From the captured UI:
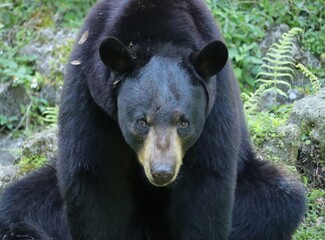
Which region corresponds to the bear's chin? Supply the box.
[147,178,174,187]
[144,167,178,187]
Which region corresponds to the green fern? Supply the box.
[295,63,321,93]
[243,28,302,113]
[256,27,302,99]
[242,84,267,113]
[41,106,58,125]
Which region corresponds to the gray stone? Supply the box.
[289,88,325,159]
[0,82,29,119]
[0,136,25,192]
[288,88,325,187]
[22,126,58,161]
[259,124,301,165]
[20,28,74,104]
[21,28,75,77]
[259,24,290,55]
[0,165,19,192]
[0,127,58,192]
[39,84,61,105]
[0,136,24,166]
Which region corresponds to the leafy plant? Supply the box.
[206,1,325,92]
[243,27,321,115]
[19,155,47,174]
[0,54,41,86]
[206,0,266,91]
[41,106,58,126]
[293,188,325,240]
[0,115,18,130]
[0,0,96,28]
[296,63,321,93]
[245,104,292,146]
[256,28,302,100]
[287,1,325,58]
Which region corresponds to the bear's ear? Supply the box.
[192,40,228,78]
[99,37,134,73]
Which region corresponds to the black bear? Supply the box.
[0,0,305,239]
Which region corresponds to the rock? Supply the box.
[39,84,61,106]
[0,136,25,166]
[0,136,25,192]
[259,24,290,55]
[20,28,75,104]
[0,82,29,122]
[289,88,325,155]
[22,126,58,161]
[316,217,324,227]
[258,124,301,165]
[289,88,325,187]
[21,28,75,78]
[257,89,325,187]
[0,127,58,192]
[0,165,19,192]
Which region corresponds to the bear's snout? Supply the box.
[138,127,183,187]
[150,163,175,186]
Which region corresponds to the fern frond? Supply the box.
[242,84,268,113]
[256,79,292,88]
[271,43,293,50]
[256,72,294,81]
[259,65,295,73]
[264,88,288,98]
[260,58,296,66]
[255,28,302,102]
[41,106,59,125]
[295,63,321,93]
[265,53,295,61]
[242,28,303,114]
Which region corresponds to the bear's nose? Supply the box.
[150,164,175,186]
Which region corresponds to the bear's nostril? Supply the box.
[150,164,175,186]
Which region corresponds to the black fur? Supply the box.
[0,0,305,239]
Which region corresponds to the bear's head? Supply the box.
[99,37,228,187]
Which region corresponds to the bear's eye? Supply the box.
[137,119,148,128]
[178,120,189,129]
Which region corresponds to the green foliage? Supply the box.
[0,54,42,87]
[242,28,320,115]
[18,155,47,174]
[246,105,292,146]
[53,0,96,27]
[0,0,96,28]
[241,26,324,238]
[288,1,325,58]
[41,106,58,126]
[293,188,325,240]
[206,1,324,92]
[206,0,266,91]
[0,116,18,130]
[296,63,321,93]
[0,0,92,131]
[256,28,302,99]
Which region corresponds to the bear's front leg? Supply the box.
[61,174,144,240]
[168,172,236,240]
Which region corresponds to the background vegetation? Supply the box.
[0,0,324,239]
